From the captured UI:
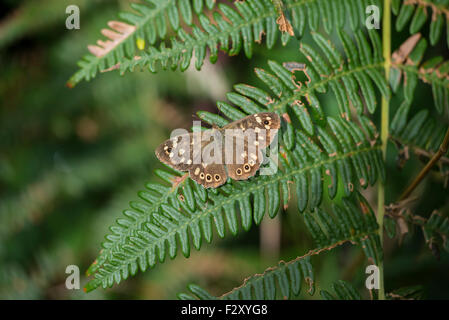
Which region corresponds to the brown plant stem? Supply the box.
[400,128,449,201]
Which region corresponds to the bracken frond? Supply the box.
[390,103,449,174]
[391,33,449,114]
[178,193,380,300]
[197,29,389,130]
[385,204,449,255]
[393,0,449,48]
[84,33,387,293]
[67,0,218,87]
[320,280,362,300]
[68,0,383,87]
[84,70,384,291]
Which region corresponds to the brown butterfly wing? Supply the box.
[155,133,195,171]
[222,112,281,148]
[189,129,228,188]
[226,138,263,181]
[155,112,280,188]
[224,112,280,180]
[189,163,227,188]
[155,130,228,188]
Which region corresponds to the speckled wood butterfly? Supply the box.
[155,112,281,188]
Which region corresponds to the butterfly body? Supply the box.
[155,112,281,188]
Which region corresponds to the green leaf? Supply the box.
[409,5,428,34]
[69,0,383,86]
[179,193,379,300]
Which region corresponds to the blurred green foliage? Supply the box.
[0,0,448,299]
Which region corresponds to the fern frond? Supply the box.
[119,20,390,116]
[386,205,449,254]
[196,30,389,131]
[423,211,449,253]
[393,0,449,48]
[391,34,449,114]
[67,0,217,87]
[85,123,383,291]
[178,256,315,300]
[320,280,362,300]
[84,49,386,291]
[85,118,383,292]
[390,104,449,172]
[178,193,380,300]
[69,0,383,87]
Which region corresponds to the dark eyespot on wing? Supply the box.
[189,164,227,188]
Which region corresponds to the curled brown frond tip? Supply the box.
[88,21,136,58]
[276,13,294,36]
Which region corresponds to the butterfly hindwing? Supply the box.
[226,137,263,181]
[189,163,228,188]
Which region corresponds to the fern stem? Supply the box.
[377,0,392,301]
[399,128,449,201]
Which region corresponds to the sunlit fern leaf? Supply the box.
[391,35,449,114]
[67,0,217,87]
[178,193,379,300]
[298,30,390,117]
[393,0,449,48]
[68,0,383,87]
[195,31,389,135]
[320,280,362,300]
[120,24,391,118]
[301,193,382,264]
[86,21,136,58]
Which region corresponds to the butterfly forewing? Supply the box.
[189,163,227,188]
[222,112,281,149]
[189,129,228,188]
[155,133,195,171]
[156,130,228,188]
